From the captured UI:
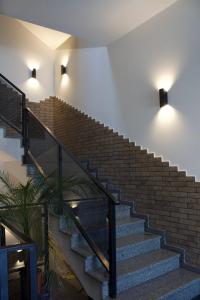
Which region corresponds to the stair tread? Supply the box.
[76,217,144,235]
[73,232,160,257]
[87,249,180,282]
[116,216,145,226]
[117,232,160,248]
[108,268,200,300]
[116,204,131,211]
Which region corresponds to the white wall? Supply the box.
[55,0,200,180]
[0,15,54,101]
[55,37,124,131]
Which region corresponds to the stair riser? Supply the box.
[72,221,145,248]
[116,208,131,219]
[72,222,145,249]
[102,256,180,298]
[71,210,131,228]
[75,205,130,219]
[117,237,161,262]
[117,221,144,238]
[84,237,161,271]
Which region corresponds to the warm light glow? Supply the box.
[61,74,69,87]
[157,105,176,123]
[26,61,40,71]
[149,104,185,152]
[156,75,174,92]
[70,202,78,209]
[27,78,40,89]
[15,260,24,266]
[61,56,69,67]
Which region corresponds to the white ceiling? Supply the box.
[0,0,180,45]
[18,20,70,50]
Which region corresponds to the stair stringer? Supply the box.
[131,211,200,276]
[49,213,105,300]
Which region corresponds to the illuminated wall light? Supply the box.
[31,68,37,78]
[70,202,78,209]
[159,88,168,108]
[61,65,67,75]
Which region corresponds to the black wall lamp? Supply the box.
[159,88,168,107]
[61,65,67,75]
[31,68,36,78]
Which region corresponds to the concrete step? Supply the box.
[59,216,145,249]
[116,204,131,219]
[70,203,131,220]
[72,232,161,271]
[109,268,200,300]
[87,249,180,298]
[116,216,145,237]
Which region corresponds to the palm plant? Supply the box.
[0,170,97,239]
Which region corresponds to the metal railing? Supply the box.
[0,220,37,300]
[0,73,118,298]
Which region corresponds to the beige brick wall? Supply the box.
[29,97,200,268]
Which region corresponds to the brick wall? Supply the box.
[29,97,200,268]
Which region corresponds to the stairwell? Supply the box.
[31,97,200,270]
[1,80,200,299]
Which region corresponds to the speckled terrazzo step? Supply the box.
[107,268,200,300]
[87,249,180,298]
[72,232,161,271]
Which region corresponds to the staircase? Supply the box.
[47,161,200,300]
[0,74,200,300]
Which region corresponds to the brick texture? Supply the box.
[29,97,200,268]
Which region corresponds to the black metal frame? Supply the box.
[0,220,37,300]
[0,73,118,298]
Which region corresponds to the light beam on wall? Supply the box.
[27,77,40,89]
[155,73,175,92]
[157,104,176,123]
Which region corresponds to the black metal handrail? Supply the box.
[0,73,25,97]
[26,107,119,206]
[0,73,26,143]
[0,113,21,135]
[0,73,118,298]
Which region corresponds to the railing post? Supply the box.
[0,225,6,246]
[0,249,9,300]
[22,96,29,164]
[58,144,63,213]
[108,200,117,298]
[28,245,38,300]
[44,203,49,285]
[22,94,26,143]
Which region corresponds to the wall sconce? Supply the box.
[31,68,36,78]
[61,65,67,75]
[159,88,168,107]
